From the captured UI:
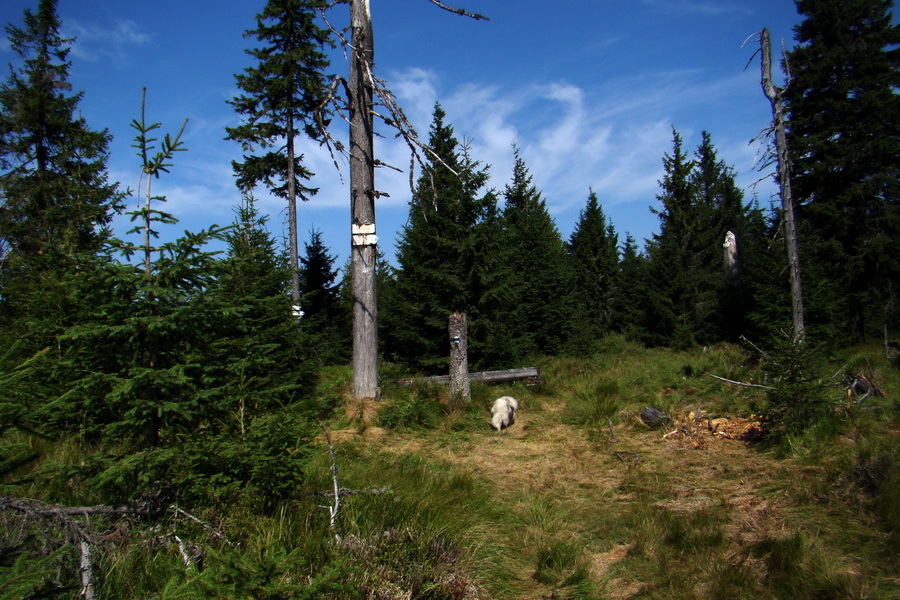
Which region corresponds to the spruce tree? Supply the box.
[0,0,120,325]
[567,190,619,351]
[647,129,696,346]
[690,132,751,341]
[208,195,317,433]
[299,229,340,322]
[43,103,229,450]
[299,228,347,363]
[463,147,507,370]
[226,0,331,304]
[615,234,666,345]
[388,105,494,372]
[785,0,900,342]
[499,147,575,359]
[648,130,756,346]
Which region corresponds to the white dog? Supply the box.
[490,396,519,431]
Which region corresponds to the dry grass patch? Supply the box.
[321,346,899,598]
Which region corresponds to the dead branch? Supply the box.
[314,75,350,182]
[318,423,341,533]
[1,497,110,598]
[315,0,481,205]
[1,496,161,519]
[427,0,490,20]
[309,486,393,499]
[169,504,231,544]
[704,372,775,390]
[612,451,641,464]
[80,540,96,600]
[740,335,771,360]
[833,358,887,404]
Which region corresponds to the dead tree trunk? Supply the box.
[760,28,805,343]
[350,0,378,400]
[448,311,470,405]
[723,230,739,282]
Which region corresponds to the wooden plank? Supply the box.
[394,367,542,387]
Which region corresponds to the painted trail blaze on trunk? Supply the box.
[449,311,470,404]
[350,0,378,400]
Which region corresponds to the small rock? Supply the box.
[640,406,671,428]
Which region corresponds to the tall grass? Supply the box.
[4,342,898,598]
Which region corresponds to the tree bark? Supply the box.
[350,0,378,400]
[448,311,470,404]
[80,541,96,600]
[761,28,805,343]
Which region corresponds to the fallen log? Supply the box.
[395,367,542,387]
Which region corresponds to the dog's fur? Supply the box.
[490,396,519,430]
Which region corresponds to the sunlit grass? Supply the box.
[4,341,899,598]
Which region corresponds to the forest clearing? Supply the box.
[4,342,899,598]
[2,0,899,597]
[311,343,900,599]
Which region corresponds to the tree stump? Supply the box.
[449,311,470,405]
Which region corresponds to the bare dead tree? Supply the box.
[754,28,806,343]
[315,0,488,400]
[346,0,379,400]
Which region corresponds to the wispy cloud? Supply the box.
[63,19,150,65]
[638,0,749,16]
[363,65,775,239]
[125,61,776,260]
[381,68,676,215]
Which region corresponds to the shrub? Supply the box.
[81,411,315,510]
[757,334,831,439]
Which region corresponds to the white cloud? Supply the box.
[63,19,150,64]
[122,60,777,262]
[638,0,749,16]
[339,68,675,223]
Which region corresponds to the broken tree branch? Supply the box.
[169,504,231,544]
[1,496,161,518]
[704,372,775,390]
[0,497,124,599]
[308,486,392,499]
[740,335,771,360]
[318,423,341,534]
[427,0,490,20]
[612,451,642,464]
[80,540,96,600]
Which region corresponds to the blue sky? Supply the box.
[1,0,810,267]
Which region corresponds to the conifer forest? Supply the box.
[1,0,898,598]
